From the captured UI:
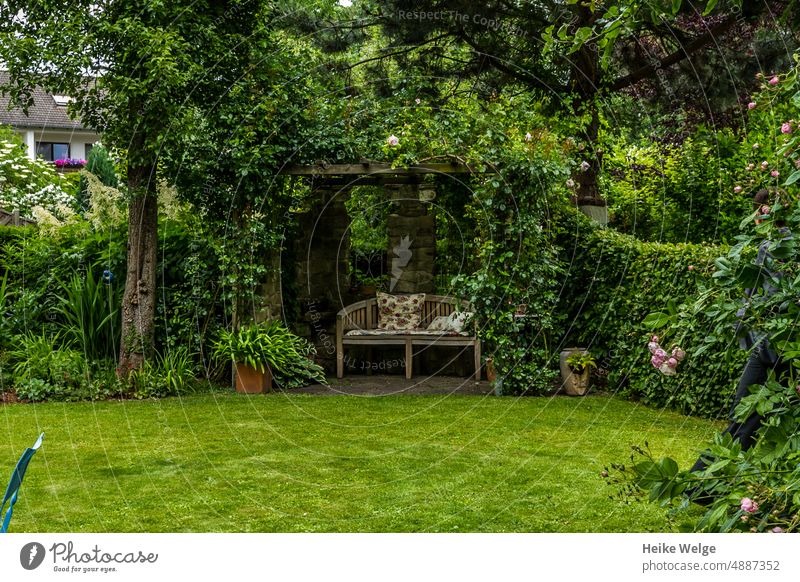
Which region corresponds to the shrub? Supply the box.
[555,209,744,416]
[127,346,200,399]
[55,269,122,361]
[5,332,92,401]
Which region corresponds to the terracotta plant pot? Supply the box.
[485,357,497,383]
[559,348,591,396]
[235,362,273,394]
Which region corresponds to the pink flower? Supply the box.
[748,102,757,110]
[648,341,660,354]
[760,205,771,216]
[769,76,779,86]
[672,347,686,361]
[741,497,759,513]
[734,185,742,193]
[387,134,399,146]
[651,355,664,368]
[795,384,800,396]
[666,357,678,369]
[650,335,659,343]
[655,348,667,359]
[772,526,783,533]
[771,170,780,178]
[782,122,793,134]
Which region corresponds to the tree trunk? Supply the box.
[570,4,605,209]
[118,162,158,375]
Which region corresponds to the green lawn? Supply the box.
[1,392,721,532]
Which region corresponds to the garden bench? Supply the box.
[336,294,481,381]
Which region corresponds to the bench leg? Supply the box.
[337,349,344,379]
[474,340,481,382]
[405,340,413,380]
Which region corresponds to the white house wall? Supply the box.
[14,128,101,161]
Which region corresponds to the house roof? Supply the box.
[0,71,89,131]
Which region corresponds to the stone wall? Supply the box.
[386,183,435,294]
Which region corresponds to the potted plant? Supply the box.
[560,348,596,396]
[212,321,328,393]
[212,323,276,393]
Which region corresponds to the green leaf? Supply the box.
[702,0,718,16]
[643,311,672,329]
[784,169,800,186]
[672,0,682,14]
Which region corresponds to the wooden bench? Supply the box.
[336,294,481,381]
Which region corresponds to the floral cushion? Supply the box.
[426,315,450,331]
[377,292,425,330]
[446,311,473,333]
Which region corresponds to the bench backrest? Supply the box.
[337,294,470,332]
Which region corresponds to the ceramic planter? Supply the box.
[559,348,591,396]
[235,362,273,394]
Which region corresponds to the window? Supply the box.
[85,143,94,157]
[52,95,73,106]
[36,142,70,161]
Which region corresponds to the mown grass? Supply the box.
[0,393,721,532]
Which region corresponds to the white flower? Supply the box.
[525,132,532,141]
[566,178,575,188]
[387,134,399,146]
[579,160,591,172]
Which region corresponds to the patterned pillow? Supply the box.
[426,315,450,331]
[446,311,473,333]
[377,292,426,330]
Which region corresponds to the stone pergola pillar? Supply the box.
[385,183,435,294]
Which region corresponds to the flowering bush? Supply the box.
[646,335,685,376]
[0,129,72,217]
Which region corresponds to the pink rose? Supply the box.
[771,170,780,178]
[741,497,759,513]
[655,348,667,359]
[688,265,695,271]
[650,335,659,343]
[769,76,779,86]
[748,102,757,110]
[734,186,742,193]
[782,122,792,134]
[772,527,783,533]
[651,355,664,368]
[666,357,678,369]
[648,341,660,354]
[672,347,685,361]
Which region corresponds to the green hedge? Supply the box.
[556,210,746,417]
